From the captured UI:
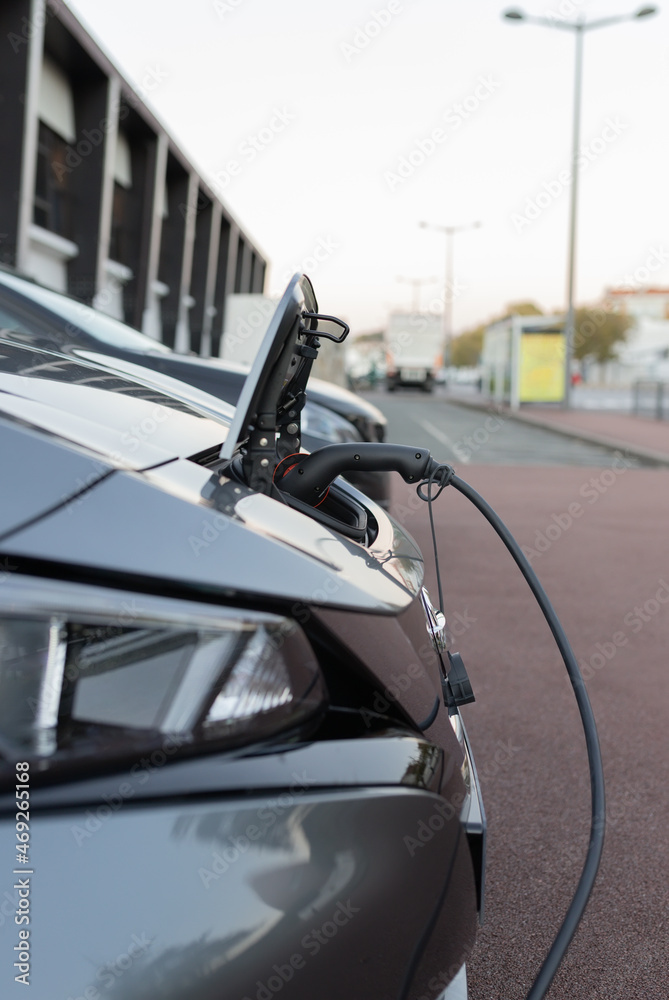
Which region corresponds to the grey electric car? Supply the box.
[0,267,390,506]
[0,275,484,1000]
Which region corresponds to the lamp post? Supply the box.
[503,5,657,409]
[419,220,481,366]
[396,275,437,312]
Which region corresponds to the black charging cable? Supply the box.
[277,439,605,995]
[417,463,606,1000]
[416,463,455,616]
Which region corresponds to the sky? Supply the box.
[66,0,669,337]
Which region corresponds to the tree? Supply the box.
[450,326,484,367]
[505,301,543,316]
[572,308,631,363]
[450,301,543,367]
[353,329,384,344]
[451,300,629,368]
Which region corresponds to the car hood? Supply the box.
[0,341,230,535]
[0,341,229,469]
[146,357,388,428]
[105,347,386,429]
[72,349,237,422]
[0,343,424,613]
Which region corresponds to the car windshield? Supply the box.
[0,271,172,354]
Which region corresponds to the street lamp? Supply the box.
[503,5,657,408]
[418,220,481,366]
[396,275,437,312]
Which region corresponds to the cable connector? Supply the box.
[278,442,436,503]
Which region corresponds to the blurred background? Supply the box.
[3,0,668,400]
[69,0,668,329]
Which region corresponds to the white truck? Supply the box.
[384,312,444,392]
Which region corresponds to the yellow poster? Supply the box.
[519,333,565,403]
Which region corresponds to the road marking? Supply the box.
[416,418,470,463]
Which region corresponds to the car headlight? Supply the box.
[302,401,362,444]
[0,576,326,781]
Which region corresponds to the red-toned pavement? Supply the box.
[507,407,669,466]
[392,463,669,1000]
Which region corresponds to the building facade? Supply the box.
[603,287,669,321]
[0,0,266,357]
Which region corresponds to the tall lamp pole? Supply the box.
[419,220,481,366]
[503,5,657,409]
[396,275,437,312]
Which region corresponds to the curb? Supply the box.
[443,394,669,469]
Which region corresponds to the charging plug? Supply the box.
[277,442,439,504]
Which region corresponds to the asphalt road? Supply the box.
[362,390,644,467]
[372,391,668,999]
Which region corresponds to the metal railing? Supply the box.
[633,380,669,420]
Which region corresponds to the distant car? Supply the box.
[452,367,483,385]
[0,268,390,506]
[0,273,484,998]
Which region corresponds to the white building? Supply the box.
[604,287,669,321]
[595,288,669,384]
[0,0,266,357]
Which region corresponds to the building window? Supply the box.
[108,131,134,267]
[109,181,131,265]
[33,121,74,239]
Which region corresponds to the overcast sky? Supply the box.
[67,0,668,336]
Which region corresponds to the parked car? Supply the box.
[0,268,390,506]
[0,273,483,999]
